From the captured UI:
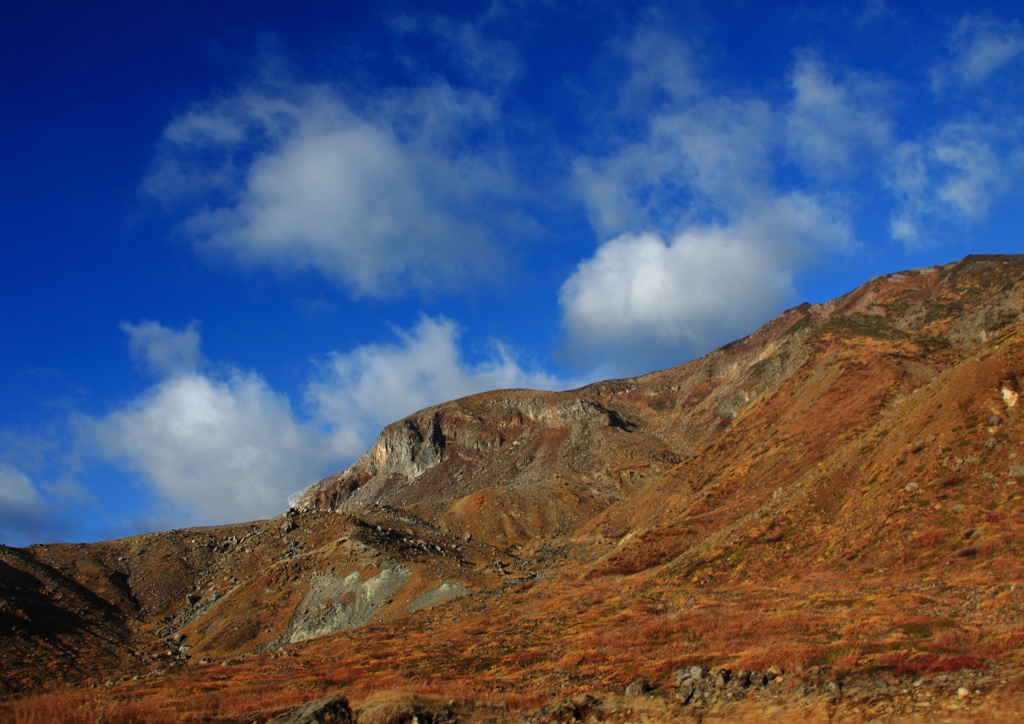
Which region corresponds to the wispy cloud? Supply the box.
[389,11,520,88]
[562,17,1024,368]
[574,31,778,238]
[856,0,897,29]
[887,120,1018,246]
[786,54,892,180]
[932,13,1024,93]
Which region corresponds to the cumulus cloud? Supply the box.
[89,364,328,526]
[560,197,847,368]
[82,322,331,525]
[308,315,584,459]
[145,79,510,297]
[932,14,1024,92]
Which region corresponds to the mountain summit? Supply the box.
[4,254,1024,722]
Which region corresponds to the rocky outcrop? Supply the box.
[293,393,672,545]
[296,397,642,510]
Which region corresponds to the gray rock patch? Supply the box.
[287,563,411,643]
[403,581,471,613]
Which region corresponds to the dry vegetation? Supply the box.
[3,255,1024,722]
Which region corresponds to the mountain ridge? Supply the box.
[3,253,1024,722]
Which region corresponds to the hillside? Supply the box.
[3,254,1024,723]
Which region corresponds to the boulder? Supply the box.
[268,695,354,724]
[748,671,768,687]
[356,695,443,724]
[624,678,651,697]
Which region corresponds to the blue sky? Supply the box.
[2,0,1022,546]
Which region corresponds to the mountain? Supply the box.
[3,254,1024,722]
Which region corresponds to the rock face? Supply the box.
[2,254,1024,708]
[295,394,669,547]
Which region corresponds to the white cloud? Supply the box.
[83,321,331,525]
[308,315,584,460]
[933,14,1024,92]
[786,56,892,179]
[560,197,848,368]
[145,80,509,297]
[89,367,328,526]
